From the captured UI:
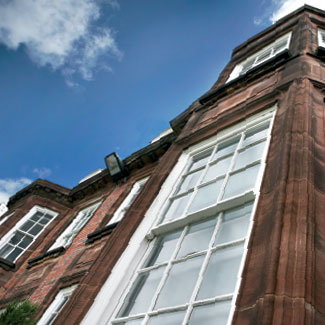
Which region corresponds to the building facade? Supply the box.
[1,5,325,324]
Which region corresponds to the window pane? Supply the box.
[197,244,244,299]
[214,137,239,160]
[148,310,186,325]
[119,267,165,317]
[163,193,191,222]
[55,296,69,314]
[188,178,224,213]
[145,231,181,267]
[189,300,232,325]
[202,156,232,183]
[155,255,204,309]
[9,232,24,245]
[44,296,69,325]
[255,48,272,64]
[45,313,57,325]
[241,58,256,74]
[0,244,14,258]
[19,220,34,232]
[29,224,43,236]
[44,213,54,220]
[274,38,288,53]
[242,123,269,147]
[6,247,23,262]
[214,203,253,245]
[234,141,266,170]
[18,235,33,249]
[189,151,212,172]
[39,215,52,225]
[176,169,203,194]
[177,218,217,258]
[30,211,43,221]
[223,164,260,200]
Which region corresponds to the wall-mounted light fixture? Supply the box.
[104,152,128,182]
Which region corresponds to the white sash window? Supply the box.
[37,284,77,325]
[49,202,101,251]
[0,206,58,263]
[82,107,276,325]
[227,33,291,82]
[108,177,149,226]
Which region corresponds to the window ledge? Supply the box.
[27,246,65,269]
[0,257,15,270]
[86,222,118,244]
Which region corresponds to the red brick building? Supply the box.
[1,5,325,324]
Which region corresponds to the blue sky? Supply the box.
[0,0,324,204]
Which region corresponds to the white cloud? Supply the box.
[0,178,32,204]
[0,0,121,86]
[254,17,263,26]
[33,167,52,178]
[270,0,325,23]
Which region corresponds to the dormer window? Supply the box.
[227,32,292,82]
[318,29,325,49]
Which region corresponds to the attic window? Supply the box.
[227,32,292,82]
[318,29,325,49]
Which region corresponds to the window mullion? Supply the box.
[192,294,234,307]
[182,211,223,324]
[34,214,50,228]
[215,133,244,203]
[182,148,216,217]
[195,150,216,184]
[142,225,189,324]
[16,229,35,239]
[180,188,198,219]
[175,146,217,217]
[213,237,246,250]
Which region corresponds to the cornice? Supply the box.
[7,179,71,208]
[7,133,176,208]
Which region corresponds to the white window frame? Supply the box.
[107,177,149,226]
[37,284,77,325]
[318,29,325,48]
[49,202,101,251]
[227,32,292,82]
[81,106,276,325]
[0,206,58,263]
